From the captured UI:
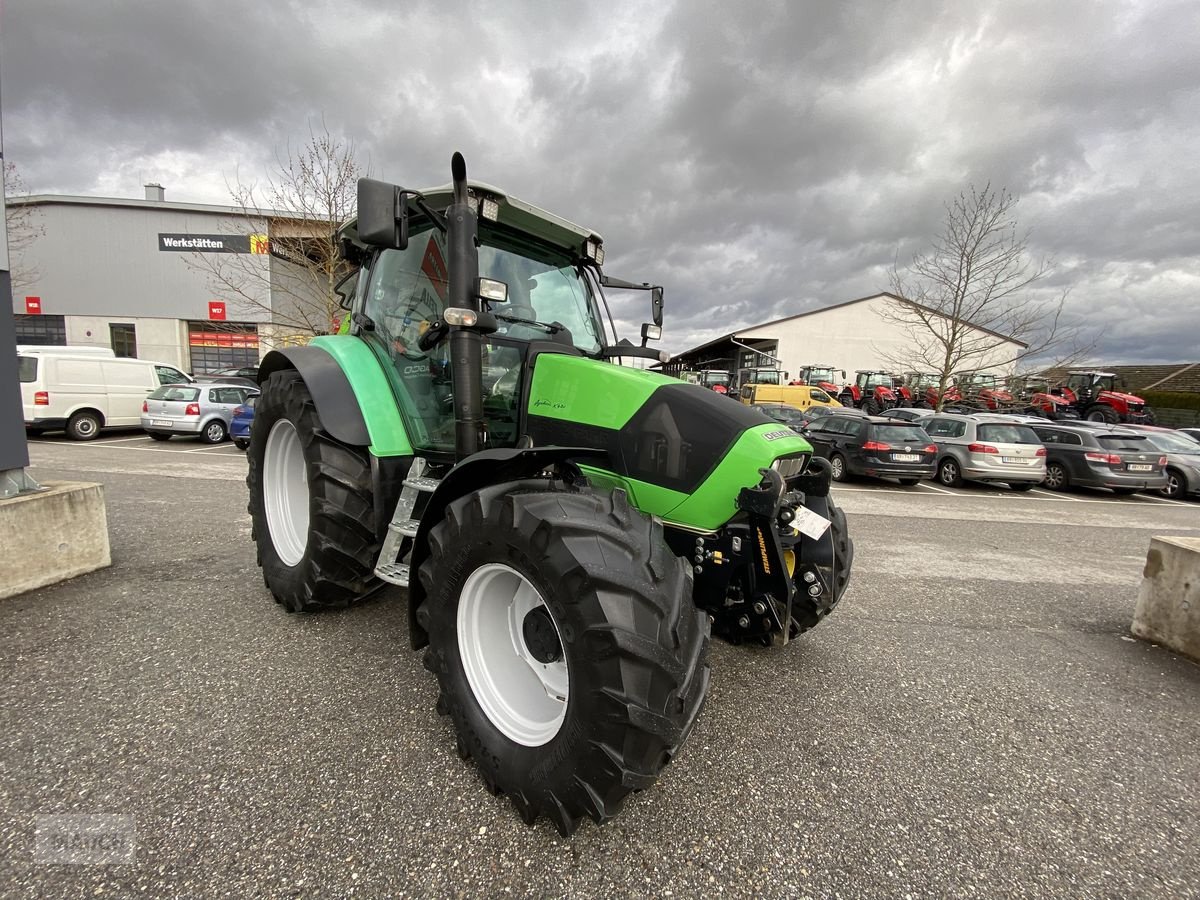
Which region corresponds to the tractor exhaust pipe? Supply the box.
[446,152,483,460]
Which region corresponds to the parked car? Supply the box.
[879,407,936,422]
[1127,429,1200,500]
[801,415,937,485]
[922,414,1047,490]
[1029,423,1168,494]
[231,396,257,450]
[752,403,811,432]
[19,346,194,440]
[1177,427,1200,444]
[141,383,259,444]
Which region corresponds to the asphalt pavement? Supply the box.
[2,432,1199,897]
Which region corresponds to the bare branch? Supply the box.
[881,184,1095,408]
[182,120,368,339]
[4,162,45,292]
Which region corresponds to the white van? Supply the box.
[18,347,193,440]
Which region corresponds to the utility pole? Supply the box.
[0,74,41,498]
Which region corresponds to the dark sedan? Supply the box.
[802,415,937,485]
[1030,424,1168,494]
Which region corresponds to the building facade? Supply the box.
[666,293,1026,383]
[9,186,327,374]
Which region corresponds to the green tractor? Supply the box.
[246,154,853,835]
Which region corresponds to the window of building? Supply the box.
[14,314,66,346]
[187,322,260,374]
[110,323,137,358]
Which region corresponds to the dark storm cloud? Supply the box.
[4,0,1199,362]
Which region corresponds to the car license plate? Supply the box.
[892,453,920,462]
[1127,464,1152,472]
[152,419,173,427]
[1002,456,1027,464]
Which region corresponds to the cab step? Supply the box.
[374,457,441,588]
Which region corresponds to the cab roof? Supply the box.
[339,179,603,255]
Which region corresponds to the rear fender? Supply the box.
[407,446,607,649]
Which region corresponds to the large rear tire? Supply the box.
[416,482,710,837]
[1086,404,1119,424]
[247,369,382,612]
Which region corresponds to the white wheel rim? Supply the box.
[832,457,843,478]
[77,418,96,436]
[264,419,309,567]
[207,422,224,441]
[457,563,569,747]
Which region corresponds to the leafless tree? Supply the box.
[187,123,367,340]
[4,162,45,292]
[880,184,1092,409]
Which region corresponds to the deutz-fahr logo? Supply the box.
[762,429,794,442]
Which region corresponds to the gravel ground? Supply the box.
[2,436,1198,898]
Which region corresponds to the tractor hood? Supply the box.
[1100,390,1145,405]
[524,353,813,530]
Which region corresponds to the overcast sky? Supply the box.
[4,0,1198,362]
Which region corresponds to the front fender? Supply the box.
[258,347,371,447]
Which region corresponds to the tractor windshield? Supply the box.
[477,224,603,354]
[861,373,892,389]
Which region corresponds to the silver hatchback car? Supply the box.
[923,413,1047,490]
[141,383,259,443]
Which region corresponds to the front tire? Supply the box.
[247,369,382,612]
[1086,405,1119,424]
[416,483,710,837]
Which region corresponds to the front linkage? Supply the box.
[666,457,852,644]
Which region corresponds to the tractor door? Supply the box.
[360,228,457,453]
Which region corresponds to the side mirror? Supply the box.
[651,287,664,326]
[357,178,409,250]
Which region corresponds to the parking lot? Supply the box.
[4,433,1200,896]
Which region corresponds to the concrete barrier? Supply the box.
[1132,536,1200,663]
[0,481,111,600]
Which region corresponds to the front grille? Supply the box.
[772,453,810,480]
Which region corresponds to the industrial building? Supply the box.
[664,292,1026,382]
[8,185,324,374]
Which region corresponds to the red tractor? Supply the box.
[839,370,906,414]
[1053,371,1155,424]
[796,364,847,396]
[954,371,1016,411]
[1011,375,1078,420]
[902,372,962,409]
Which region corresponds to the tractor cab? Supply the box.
[696,370,733,394]
[797,365,846,394]
[339,179,663,457]
[736,367,786,390]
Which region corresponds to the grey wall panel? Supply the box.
[11,204,271,323]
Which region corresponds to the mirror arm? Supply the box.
[410,194,448,233]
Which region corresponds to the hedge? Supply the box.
[1140,390,1200,412]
